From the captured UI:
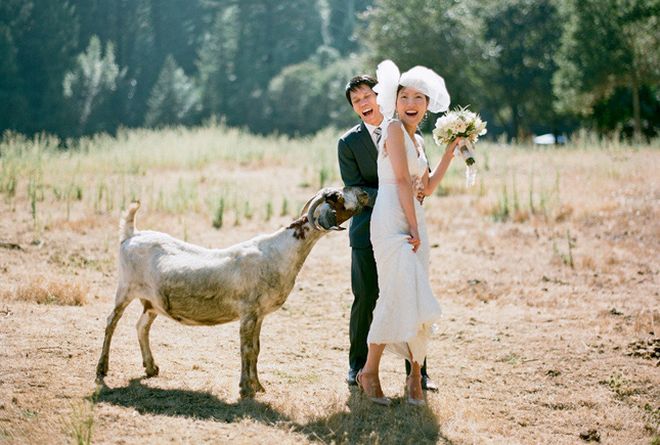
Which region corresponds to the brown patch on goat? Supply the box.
[325,193,353,226]
[287,216,309,240]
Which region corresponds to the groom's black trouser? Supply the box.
[349,246,428,376]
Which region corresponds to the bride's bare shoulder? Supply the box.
[386,119,404,134]
[387,118,402,127]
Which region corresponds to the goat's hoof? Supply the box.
[239,387,256,399]
[145,365,159,378]
[256,382,266,393]
[95,374,106,386]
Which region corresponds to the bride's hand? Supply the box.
[407,227,421,253]
[446,137,463,156]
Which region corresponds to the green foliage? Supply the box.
[1,0,78,135]
[197,0,324,133]
[493,184,510,222]
[63,36,123,135]
[591,85,659,138]
[66,401,94,445]
[281,197,289,216]
[553,0,660,139]
[265,200,273,222]
[0,24,28,132]
[364,0,488,111]
[482,0,564,138]
[325,0,374,54]
[212,197,225,229]
[0,0,657,139]
[265,47,362,136]
[145,55,201,127]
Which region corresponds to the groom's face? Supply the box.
[349,85,383,127]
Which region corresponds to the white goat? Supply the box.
[95,187,368,397]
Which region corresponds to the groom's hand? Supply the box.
[414,177,425,205]
[416,189,425,205]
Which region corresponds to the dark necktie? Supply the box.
[373,127,382,145]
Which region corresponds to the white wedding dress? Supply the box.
[368,119,442,364]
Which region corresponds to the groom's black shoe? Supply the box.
[422,375,439,392]
[346,368,359,386]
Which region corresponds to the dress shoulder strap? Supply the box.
[379,118,405,156]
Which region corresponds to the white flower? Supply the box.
[433,106,486,188]
[433,106,487,146]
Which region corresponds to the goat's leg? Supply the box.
[250,317,265,393]
[239,314,265,398]
[95,286,131,383]
[137,301,159,377]
[253,318,266,392]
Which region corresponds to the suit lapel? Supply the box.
[358,121,378,163]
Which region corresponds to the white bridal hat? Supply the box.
[374,60,450,119]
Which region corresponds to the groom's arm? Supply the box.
[337,138,377,208]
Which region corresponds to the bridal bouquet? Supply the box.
[432,107,487,186]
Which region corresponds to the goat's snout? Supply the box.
[316,203,342,230]
[320,187,368,230]
[306,187,368,231]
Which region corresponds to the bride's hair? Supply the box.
[397,84,430,105]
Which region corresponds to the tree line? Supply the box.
[0,0,658,141]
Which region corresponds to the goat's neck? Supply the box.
[272,216,326,276]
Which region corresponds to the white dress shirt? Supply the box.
[364,120,384,148]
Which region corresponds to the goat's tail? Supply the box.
[119,201,141,243]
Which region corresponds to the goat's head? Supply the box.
[302,187,369,231]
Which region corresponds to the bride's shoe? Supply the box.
[356,369,391,406]
[405,376,426,406]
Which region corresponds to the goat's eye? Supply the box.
[327,191,343,204]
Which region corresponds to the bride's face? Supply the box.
[396,86,428,128]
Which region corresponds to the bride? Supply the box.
[356,60,461,406]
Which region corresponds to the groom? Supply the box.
[337,75,437,391]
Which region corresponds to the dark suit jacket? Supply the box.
[337,122,379,249]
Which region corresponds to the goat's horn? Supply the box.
[299,194,317,217]
[306,192,328,231]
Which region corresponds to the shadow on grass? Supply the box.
[94,379,286,424]
[94,380,452,445]
[295,389,453,445]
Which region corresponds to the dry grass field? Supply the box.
[0,126,658,445]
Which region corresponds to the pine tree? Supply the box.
[145,55,201,127]
[4,0,79,135]
[63,36,124,135]
[0,23,28,133]
[197,0,323,132]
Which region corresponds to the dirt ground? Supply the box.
[0,145,658,444]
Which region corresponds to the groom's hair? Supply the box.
[344,75,377,106]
